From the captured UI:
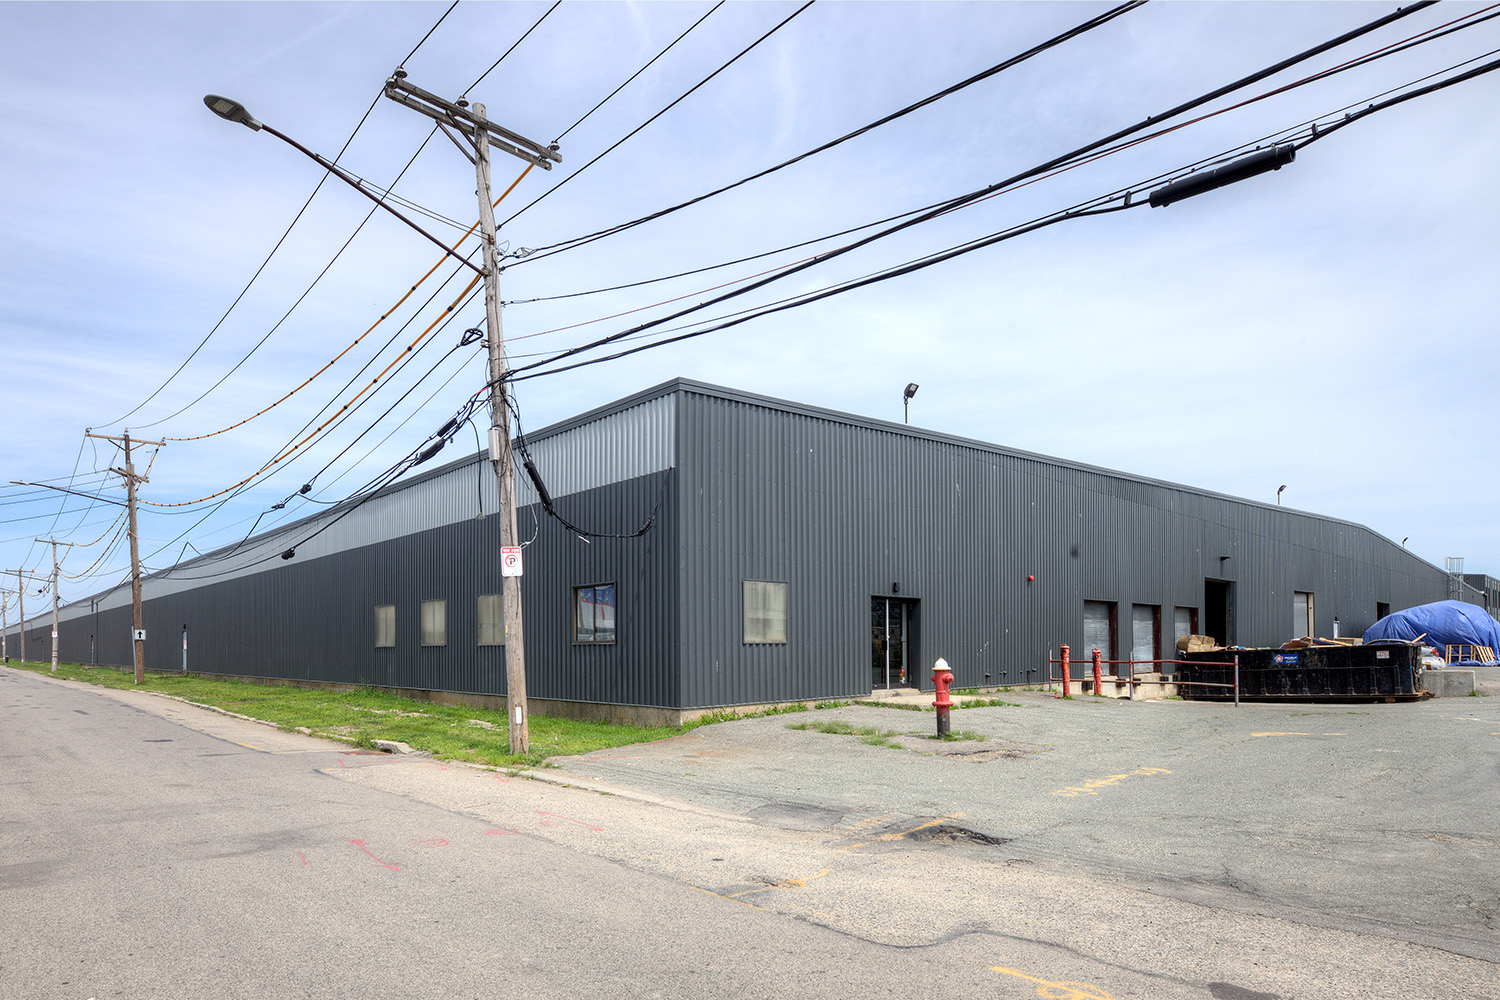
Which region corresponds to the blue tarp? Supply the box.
[1363,600,1500,663]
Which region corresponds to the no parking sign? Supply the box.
[501,546,523,577]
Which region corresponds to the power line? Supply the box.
[141,128,444,432]
[502,0,1440,381]
[500,0,817,228]
[100,2,462,430]
[510,41,1500,384]
[461,1,562,96]
[551,2,726,144]
[516,0,1147,264]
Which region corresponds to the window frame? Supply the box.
[574,583,617,645]
[420,599,447,647]
[375,604,396,649]
[742,580,789,644]
[477,593,505,647]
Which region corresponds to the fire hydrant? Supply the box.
[932,658,954,737]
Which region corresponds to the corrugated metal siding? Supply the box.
[12,379,1464,714]
[129,394,676,601]
[673,386,1454,708]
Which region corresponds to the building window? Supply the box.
[744,581,788,643]
[478,593,505,646]
[375,605,395,648]
[421,599,447,647]
[1376,601,1390,621]
[575,584,616,644]
[1293,591,1314,639]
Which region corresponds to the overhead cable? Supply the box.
[516,0,1147,264]
[504,0,1439,379]
[500,0,816,227]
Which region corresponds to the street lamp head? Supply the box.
[203,94,262,131]
[903,383,920,401]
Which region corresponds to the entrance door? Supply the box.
[871,597,918,689]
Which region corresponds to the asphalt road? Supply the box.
[4,667,1498,999]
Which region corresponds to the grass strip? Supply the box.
[5,660,753,768]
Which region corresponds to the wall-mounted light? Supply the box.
[903,383,919,424]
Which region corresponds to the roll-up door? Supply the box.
[1083,601,1114,668]
[1131,604,1159,665]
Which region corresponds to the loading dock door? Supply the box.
[1083,601,1115,674]
[1205,579,1234,646]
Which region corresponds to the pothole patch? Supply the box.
[904,823,1012,846]
[747,802,845,831]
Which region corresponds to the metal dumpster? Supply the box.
[1179,642,1425,701]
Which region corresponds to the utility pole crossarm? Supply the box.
[382,74,562,170]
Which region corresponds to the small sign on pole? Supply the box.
[133,628,147,642]
[501,546,523,577]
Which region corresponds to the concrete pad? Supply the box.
[1419,669,1476,697]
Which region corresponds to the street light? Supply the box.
[1276,484,1286,505]
[903,383,919,424]
[202,94,481,274]
[203,94,262,131]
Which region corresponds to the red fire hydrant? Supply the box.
[932,658,954,737]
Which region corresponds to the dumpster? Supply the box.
[1179,642,1425,701]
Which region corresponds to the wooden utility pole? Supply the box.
[86,430,164,684]
[44,539,77,673]
[15,569,22,666]
[382,72,560,755]
[7,568,48,666]
[2,589,9,663]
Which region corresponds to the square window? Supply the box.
[375,605,395,648]
[574,584,616,644]
[478,593,505,646]
[743,581,788,643]
[421,599,447,647]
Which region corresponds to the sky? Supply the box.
[1,0,1498,613]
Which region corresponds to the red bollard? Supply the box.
[1092,647,1103,695]
[1059,644,1071,698]
[932,658,954,737]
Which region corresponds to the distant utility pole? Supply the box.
[44,539,77,673]
[382,70,561,755]
[85,430,165,684]
[2,589,10,663]
[8,568,48,667]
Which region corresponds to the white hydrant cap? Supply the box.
[934,657,949,672]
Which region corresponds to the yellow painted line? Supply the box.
[1251,732,1310,737]
[781,868,829,888]
[1051,767,1170,797]
[690,885,763,910]
[236,742,264,751]
[992,965,1113,999]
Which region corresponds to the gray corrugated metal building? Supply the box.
[5,379,1463,722]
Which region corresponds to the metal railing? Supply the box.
[1048,644,1239,707]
